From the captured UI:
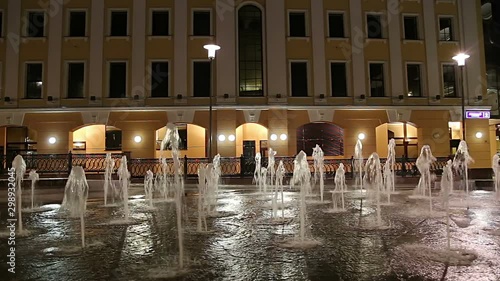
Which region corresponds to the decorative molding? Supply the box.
[308,110,334,123]
[167,110,195,124]
[243,110,261,123]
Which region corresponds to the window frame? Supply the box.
[329,60,350,97]
[327,11,347,39]
[402,14,420,40]
[287,10,308,38]
[405,62,424,97]
[64,60,86,99]
[108,9,129,37]
[438,15,455,42]
[25,10,46,38]
[441,63,458,97]
[149,8,171,37]
[191,59,212,98]
[191,8,213,37]
[107,60,128,98]
[368,62,386,97]
[24,61,44,99]
[66,9,88,37]
[289,60,310,97]
[365,12,385,39]
[0,10,4,38]
[149,59,170,98]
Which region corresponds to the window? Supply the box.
[150,61,169,97]
[0,11,3,37]
[290,62,308,97]
[289,12,306,37]
[439,17,453,41]
[25,63,43,99]
[369,63,385,97]
[27,11,45,37]
[238,5,264,97]
[406,64,422,97]
[404,16,419,40]
[442,64,456,97]
[105,126,122,151]
[110,11,128,36]
[108,62,127,98]
[193,11,211,36]
[193,61,211,97]
[297,123,344,156]
[151,10,169,36]
[328,13,345,38]
[366,14,383,39]
[330,62,347,97]
[67,62,85,98]
[69,11,86,37]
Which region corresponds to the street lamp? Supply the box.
[204,44,221,160]
[452,53,470,140]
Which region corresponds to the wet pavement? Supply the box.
[0,185,499,281]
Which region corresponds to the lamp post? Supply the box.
[204,44,221,160]
[452,53,469,140]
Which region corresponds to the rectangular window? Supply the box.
[439,17,453,41]
[290,62,308,97]
[442,64,456,97]
[330,62,347,97]
[328,13,345,38]
[193,11,211,36]
[0,11,3,37]
[105,127,122,151]
[406,64,422,97]
[151,61,169,97]
[366,14,383,39]
[27,11,45,37]
[369,63,385,97]
[404,16,419,40]
[25,63,43,99]
[110,11,128,36]
[67,62,85,98]
[151,10,169,36]
[289,12,306,37]
[193,61,211,97]
[108,62,127,98]
[69,11,86,37]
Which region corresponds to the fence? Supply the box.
[0,152,450,179]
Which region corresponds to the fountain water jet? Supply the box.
[197,164,209,232]
[267,148,276,190]
[365,153,384,227]
[144,170,154,208]
[274,160,286,220]
[28,170,39,210]
[412,145,436,213]
[161,123,186,269]
[103,153,115,206]
[354,139,364,190]
[117,156,131,221]
[441,160,453,251]
[12,155,26,234]
[383,138,396,204]
[452,140,474,209]
[281,151,320,249]
[61,166,89,248]
[312,145,325,201]
[493,154,500,200]
[253,153,262,192]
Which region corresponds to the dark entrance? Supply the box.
[242,140,256,176]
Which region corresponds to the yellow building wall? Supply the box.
[376,124,388,158]
[156,124,206,158]
[489,125,497,158]
[268,109,288,156]
[411,111,450,157]
[216,110,236,157]
[465,119,491,169]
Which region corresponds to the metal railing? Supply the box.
[0,152,451,179]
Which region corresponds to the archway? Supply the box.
[296,122,344,156]
[235,123,268,157]
[72,125,122,153]
[155,124,206,158]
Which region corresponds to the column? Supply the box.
[174,0,187,97]
[349,0,366,97]
[387,0,403,97]
[215,0,236,97]
[47,0,64,100]
[423,0,440,98]
[131,0,146,97]
[266,0,287,97]
[5,0,21,102]
[311,0,327,97]
[89,0,105,101]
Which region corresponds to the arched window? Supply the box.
[238,5,264,97]
[296,123,344,156]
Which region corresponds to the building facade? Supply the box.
[0,0,495,169]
